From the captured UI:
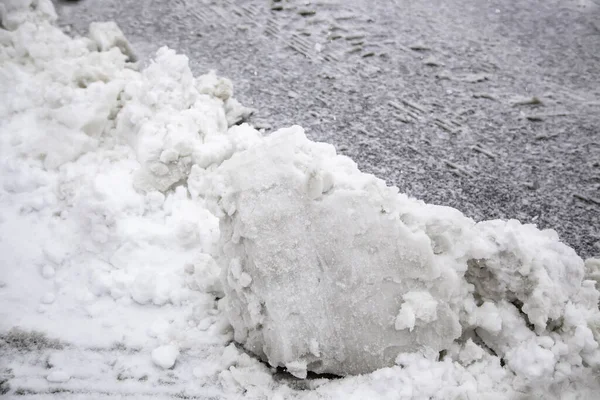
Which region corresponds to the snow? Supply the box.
[88,21,136,62]
[0,1,599,399]
[151,344,180,369]
[207,127,466,377]
[46,370,70,383]
[207,126,600,385]
[41,264,56,279]
[395,291,439,332]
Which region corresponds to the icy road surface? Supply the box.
[54,0,600,258]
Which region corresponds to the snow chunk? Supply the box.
[40,292,55,304]
[190,253,223,295]
[395,291,439,332]
[585,258,600,289]
[395,305,416,331]
[474,301,502,334]
[46,370,70,383]
[89,21,136,61]
[41,264,55,279]
[458,339,485,365]
[208,126,464,376]
[114,47,254,193]
[208,126,600,384]
[151,344,180,369]
[285,360,308,379]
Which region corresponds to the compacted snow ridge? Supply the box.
[0,1,599,399]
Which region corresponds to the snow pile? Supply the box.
[206,126,600,389]
[0,0,253,361]
[114,46,256,193]
[1,1,599,399]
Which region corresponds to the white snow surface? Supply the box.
[0,1,599,399]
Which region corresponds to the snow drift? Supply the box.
[1,1,599,398]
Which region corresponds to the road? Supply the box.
[54,0,600,258]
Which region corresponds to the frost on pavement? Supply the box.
[1,1,600,399]
[207,126,600,385]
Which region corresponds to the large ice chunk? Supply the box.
[207,126,600,383]
[207,126,468,377]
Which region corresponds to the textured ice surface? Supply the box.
[205,127,468,376]
[207,126,600,382]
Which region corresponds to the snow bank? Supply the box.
[206,126,600,386]
[1,1,599,399]
[0,0,250,352]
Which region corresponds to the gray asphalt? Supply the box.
[54,0,600,258]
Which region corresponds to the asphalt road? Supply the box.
[54,0,600,258]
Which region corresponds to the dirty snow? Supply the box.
[0,1,599,399]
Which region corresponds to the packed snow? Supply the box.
[206,126,600,386]
[0,1,599,399]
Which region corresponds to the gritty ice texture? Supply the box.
[1,1,600,398]
[207,126,600,383]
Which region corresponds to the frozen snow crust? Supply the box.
[1,1,599,398]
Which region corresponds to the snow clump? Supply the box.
[206,127,600,387]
